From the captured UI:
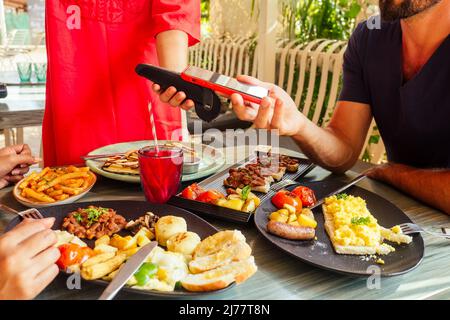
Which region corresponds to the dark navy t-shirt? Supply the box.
[339,20,450,168]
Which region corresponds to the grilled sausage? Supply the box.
[267,220,315,240]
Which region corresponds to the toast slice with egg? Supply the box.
[323,211,395,255]
[322,195,412,256]
[181,256,257,292]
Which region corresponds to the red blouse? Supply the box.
[43,0,200,166]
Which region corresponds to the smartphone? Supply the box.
[181,66,268,104]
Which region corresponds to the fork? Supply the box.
[0,203,44,219]
[271,179,297,191]
[398,223,450,239]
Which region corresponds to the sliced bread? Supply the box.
[181,256,257,292]
[189,240,252,274]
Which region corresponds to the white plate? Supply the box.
[85,140,225,183]
[13,171,97,208]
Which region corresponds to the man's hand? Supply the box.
[0,145,39,189]
[365,163,450,215]
[0,218,60,300]
[229,75,307,135]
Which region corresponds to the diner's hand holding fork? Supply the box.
[0,144,39,189]
[0,218,60,299]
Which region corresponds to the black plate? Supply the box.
[6,200,233,297]
[254,180,424,277]
[169,152,315,223]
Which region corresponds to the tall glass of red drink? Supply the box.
[138,145,183,204]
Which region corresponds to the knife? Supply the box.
[81,153,127,160]
[98,241,158,300]
[309,174,367,210]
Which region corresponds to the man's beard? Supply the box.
[379,0,441,21]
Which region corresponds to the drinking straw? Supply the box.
[148,101,159,153]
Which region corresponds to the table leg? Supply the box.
[17,127,24,145]
[4,128,13,146]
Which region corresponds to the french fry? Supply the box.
[54,194,70,201]
[23,188,55,203]
[18,167,93,203]
[19,172,38,189]
[102,266,137,285]
[81,177,91,189]
[39,172,89,191]
[60,186,81,195]
[81,253,126,280]
[82,252,116,268]
[34,167,50,180]
[48,189,64,197]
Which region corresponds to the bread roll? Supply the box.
[166,231,201,258]
[155,216,187,246]
[193,230,246,258]
[189,240,251,274]
[181,256,257,292]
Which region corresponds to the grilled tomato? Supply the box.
[181,183,205,200]
[271,190,302,213]
[57,243,94,270]
[196,190,225,204]
[291,186,317,207]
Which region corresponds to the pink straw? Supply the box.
[148,101,159,153]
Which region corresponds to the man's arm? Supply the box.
[156,30,189,72]
[366,163,450,214]
[292,100,373,173]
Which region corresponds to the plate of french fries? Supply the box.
[13,166,97,208]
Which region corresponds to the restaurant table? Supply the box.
[0,145,449,300]
[0,73,45,146]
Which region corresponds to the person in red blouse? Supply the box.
[43,0,200,166]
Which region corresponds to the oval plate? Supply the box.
[13,171,97,208]
[5,200,234,297]
[85,140,225,183]
[254,180,424,277]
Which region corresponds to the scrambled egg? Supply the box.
[324,195,382,247]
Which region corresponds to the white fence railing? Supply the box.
[189,36,385,164]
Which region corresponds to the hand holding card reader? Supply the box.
[181,66,269,104]
[135,64,221,122]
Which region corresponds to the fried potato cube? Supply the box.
[95,235,110,247]
[110,234,137,251]
[297,214,317,229]
[133,227,154,243]
[121,247,140,258]
[136,234,151,247]
[94,244,118,255]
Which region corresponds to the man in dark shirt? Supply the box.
[154,0,450,214]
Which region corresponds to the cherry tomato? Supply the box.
[271,190,302,213]
[291,186,317,207]
[196,190,225,204]
[57,243,94,270]
[181,183,205,200]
